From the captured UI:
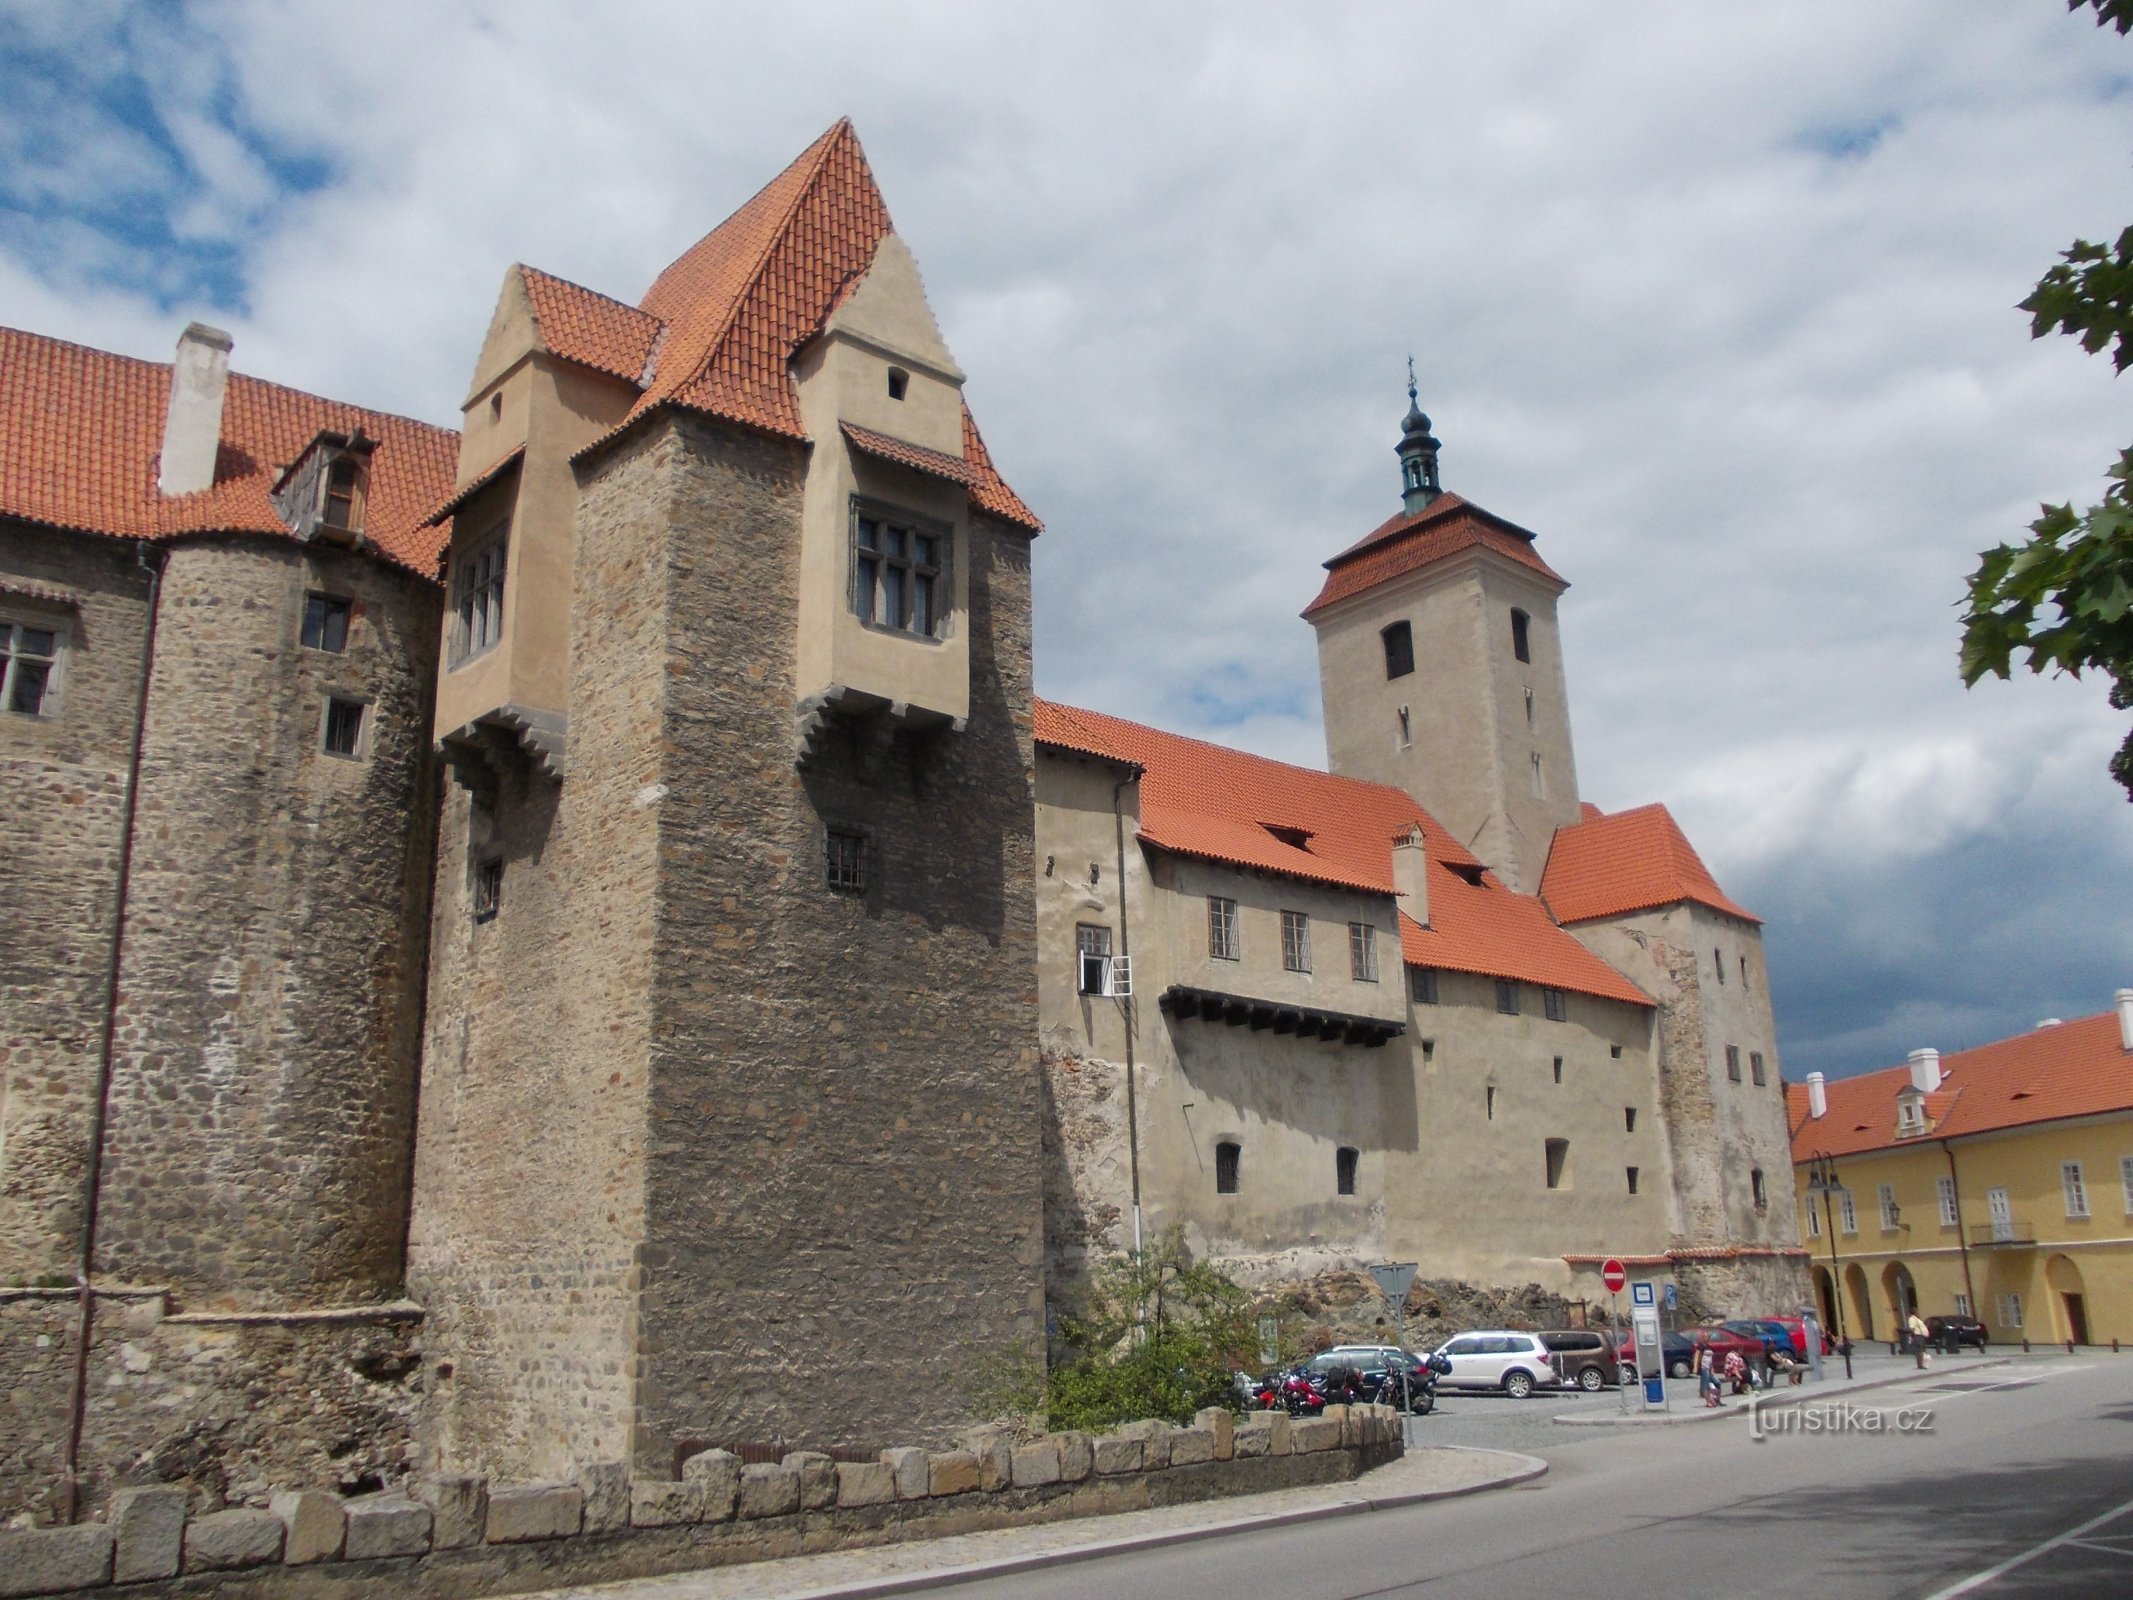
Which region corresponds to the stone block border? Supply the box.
[0,1405,1402,1599]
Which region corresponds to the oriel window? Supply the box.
[450,524,508,666]
[853,504,947,638]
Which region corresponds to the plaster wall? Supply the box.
[1314,550,1579,893]
[0,526,152,1279]
[790,234,973,723]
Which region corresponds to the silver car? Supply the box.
[1429,1331,1563,1398]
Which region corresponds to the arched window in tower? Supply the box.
[1510,608,1531,663]
[1382,620,1413,679]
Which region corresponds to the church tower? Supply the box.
[1304,384,1582,893]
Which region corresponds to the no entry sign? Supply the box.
[1601,1258,1627,1293]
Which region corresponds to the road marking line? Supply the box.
[1922,1493,2133,1599]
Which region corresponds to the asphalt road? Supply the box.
[882,1354,2133,1599]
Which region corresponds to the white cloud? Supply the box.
[6,0,2131,1074]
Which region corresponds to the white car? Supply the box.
[1429,1331,1564,1398]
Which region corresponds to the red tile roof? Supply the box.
[1034,699,1651,1006]
[842,421,979,486]
[519,266,661,385]
[0,326,458,576]
[1541,802,1760,926]
[1788,1011,2133,1161]
[1303,493,1564,619]
[526,120,1038,532]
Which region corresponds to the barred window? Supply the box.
[1215,1141,1240,1195]
[1281,910,1310,973]
[1348,921,1378,983]
[826,829,867,894]
[472,856,503,923]
[1208,896,1238,961]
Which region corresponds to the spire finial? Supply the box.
[1394,365,1442,514]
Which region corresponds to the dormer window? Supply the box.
[322,455,364,533]
[887,366,910,401]
[1896,1089,1926,1136]
[272,430,373,545]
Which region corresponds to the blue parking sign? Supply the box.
[1664,1283,1677,1311]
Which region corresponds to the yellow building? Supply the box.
[1789,996,2133,1347]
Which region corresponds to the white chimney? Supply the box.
[2037,1018,2063,1030]
[1391,823,1429,929]
[1806,1071,1826,1120]
[2117,989,2133,1053]
[1908,1048,1942,1094]
[158,322,233,497]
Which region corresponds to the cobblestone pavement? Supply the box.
[513,1446,1539,1600]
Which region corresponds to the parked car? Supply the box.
[1732,1315,1833,1357]
[1536,1329,1625,1391]
[1925,1314,1989,1350]
[1721,1319,1795,1357]
[1429,1331,1563,1399]
[1684,1325,1767,1369]
[1620,1326,1699,1379]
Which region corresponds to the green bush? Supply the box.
[1043,1227,1253,1432]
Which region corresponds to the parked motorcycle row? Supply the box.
[1238,1349,1455,1418]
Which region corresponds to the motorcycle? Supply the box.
[1255,1368,1330,1416]
[1365,1353,1447,1416]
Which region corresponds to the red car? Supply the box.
[1683,1325,1766,1369]
[1766,1314,1836,1357]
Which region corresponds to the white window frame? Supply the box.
[1348,921,1378,983]
[450,520,509,667]
[1207,896,1238,961]
[1838,1189,1857,1235]
[1997,1292,2024,1330]
[1954,1293,1972,1318]
[2063,1160,2090,1219]
[320,693,370,761]
[1878,1183,1898,1232]
[1281,910,1310,974]
[2121,1154,2133,1215]
[1076,924,1113,997]
[1805,1198,1821,1238]
[1,613,63,717]
[1937,1174,1959,1227]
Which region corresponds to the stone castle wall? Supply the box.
[407,424,673,1483]
[91,537,440,1308]
[0,525,154,1282]
[630,414,1045,1463]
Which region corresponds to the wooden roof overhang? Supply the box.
[1157,984,1405,1049]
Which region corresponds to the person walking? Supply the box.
[1907,1309,1932,1368]
[1698,1345,1722,1408]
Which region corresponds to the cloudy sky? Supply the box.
[5,0,2129,1080]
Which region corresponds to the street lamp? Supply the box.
[1804,1152,1854,1379]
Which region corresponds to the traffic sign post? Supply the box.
[1599,1259,1627,1414]
[1371,1263,1419,1441]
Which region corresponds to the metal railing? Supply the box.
[1968,1219,2035,1247]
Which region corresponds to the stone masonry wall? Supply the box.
[407,426,669,1483]
[91,538,439,1309]
[0,1292,422,1526]
[0,525,153,1282]
[631,414,1046,1463]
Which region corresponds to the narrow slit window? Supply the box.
[1751,1168,1767,1209]
[1750,1051,1766,1086]
[1551,1056,1564,1084]
[1725,1045,1741,1082]
[1624,1107,1637,1133]
[1336,1146,1359,1196]
[1510,608,1530,663]
[472,856,503,923]
[1626,1166,1640,1196]
[1544,1138,1569,1190]
[887,366,909,400]
[1485,1085,1497,1120]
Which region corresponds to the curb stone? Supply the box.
[1550,1355,2013,1427]
[765,1448,1549,1600]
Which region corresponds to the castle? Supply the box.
[0,120,1802,1526]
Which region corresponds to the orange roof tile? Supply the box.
[0,326,457,576]
[1303,493,1564,619]
[1788,1012,2133,1161]
[544,120,1038,533]
[842,421,979,486]
[1034,699,1651,1007]
[1541,802,1760,925]
[519,266,661,384]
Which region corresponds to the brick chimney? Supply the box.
[158,322,233,497]
[1392,823,1429,929]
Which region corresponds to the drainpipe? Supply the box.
[60,542,166,1523]
[1942,1139,1977,1322]
[1112,776,1142,1261]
